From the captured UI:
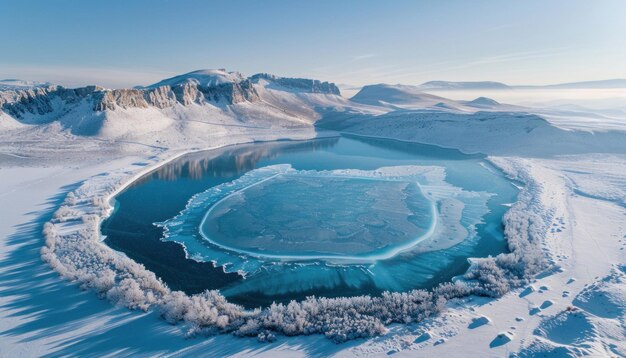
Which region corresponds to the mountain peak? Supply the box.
[466,97,500,107]
[351,83,444,106]
[145,69,245,89]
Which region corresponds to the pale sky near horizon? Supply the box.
[1,0,625,88]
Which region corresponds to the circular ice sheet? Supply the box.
[201,170,434,258]
[157,164,492,274]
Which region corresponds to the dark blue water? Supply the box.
[102,135,518,308]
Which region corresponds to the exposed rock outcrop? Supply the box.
[1,81,259,117]
[1,70,340,120]
[250,73,341,95]
[0,85,103,118]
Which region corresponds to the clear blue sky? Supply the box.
[1,0,625,88]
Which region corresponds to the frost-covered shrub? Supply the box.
[462,160,550,297]
[64,191,78,205]
[257,330,277,342]
[80,269,116,296]
[53,205,82,222]
[433,281,472,300]
[464,258,511,297]
[90,196,110,214]
[42,222,58,249]
[160,291,191,324]
[107,278,154,310]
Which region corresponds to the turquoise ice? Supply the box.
[158,164,492,273]
[104,136,518,306]
[201,166,435,259]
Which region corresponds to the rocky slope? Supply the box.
[0,70,342,123]
[250,73,340,94]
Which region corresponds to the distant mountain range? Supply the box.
[350,83,513,112]
[418,79,626,90]
[351,84,448,106]
[5,73,625,94]
[418,81,510,90]
[4,68,621,137]
[517,79,626,89]
[2,69,624,155]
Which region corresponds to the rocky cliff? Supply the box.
[250,73,341,95]
[1,79,262,119]
[0,70,342,121]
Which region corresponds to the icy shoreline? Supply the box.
[38,131,554,343]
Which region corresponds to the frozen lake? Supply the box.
[200,165,436,259]
[102,136,518,308]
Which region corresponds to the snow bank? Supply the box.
[462,158,550,296]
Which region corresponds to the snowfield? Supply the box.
[1,71,625,356]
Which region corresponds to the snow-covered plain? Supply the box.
[1,70,625,356]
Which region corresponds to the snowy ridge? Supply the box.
[351,84,452,108]
[464,96,500,108]
[145,69,246,88]
[350,84,520,113]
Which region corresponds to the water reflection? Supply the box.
[135,137,340,183]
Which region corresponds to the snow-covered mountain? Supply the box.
[0,69,359,142]
[2,70,625,154]
[464,96,501,108]
[350,84,512,112]
[418,79,626,90]
[351,84,465,110]
[0,70,345,117]
[250,73,341,95]
[144,69,246,88]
